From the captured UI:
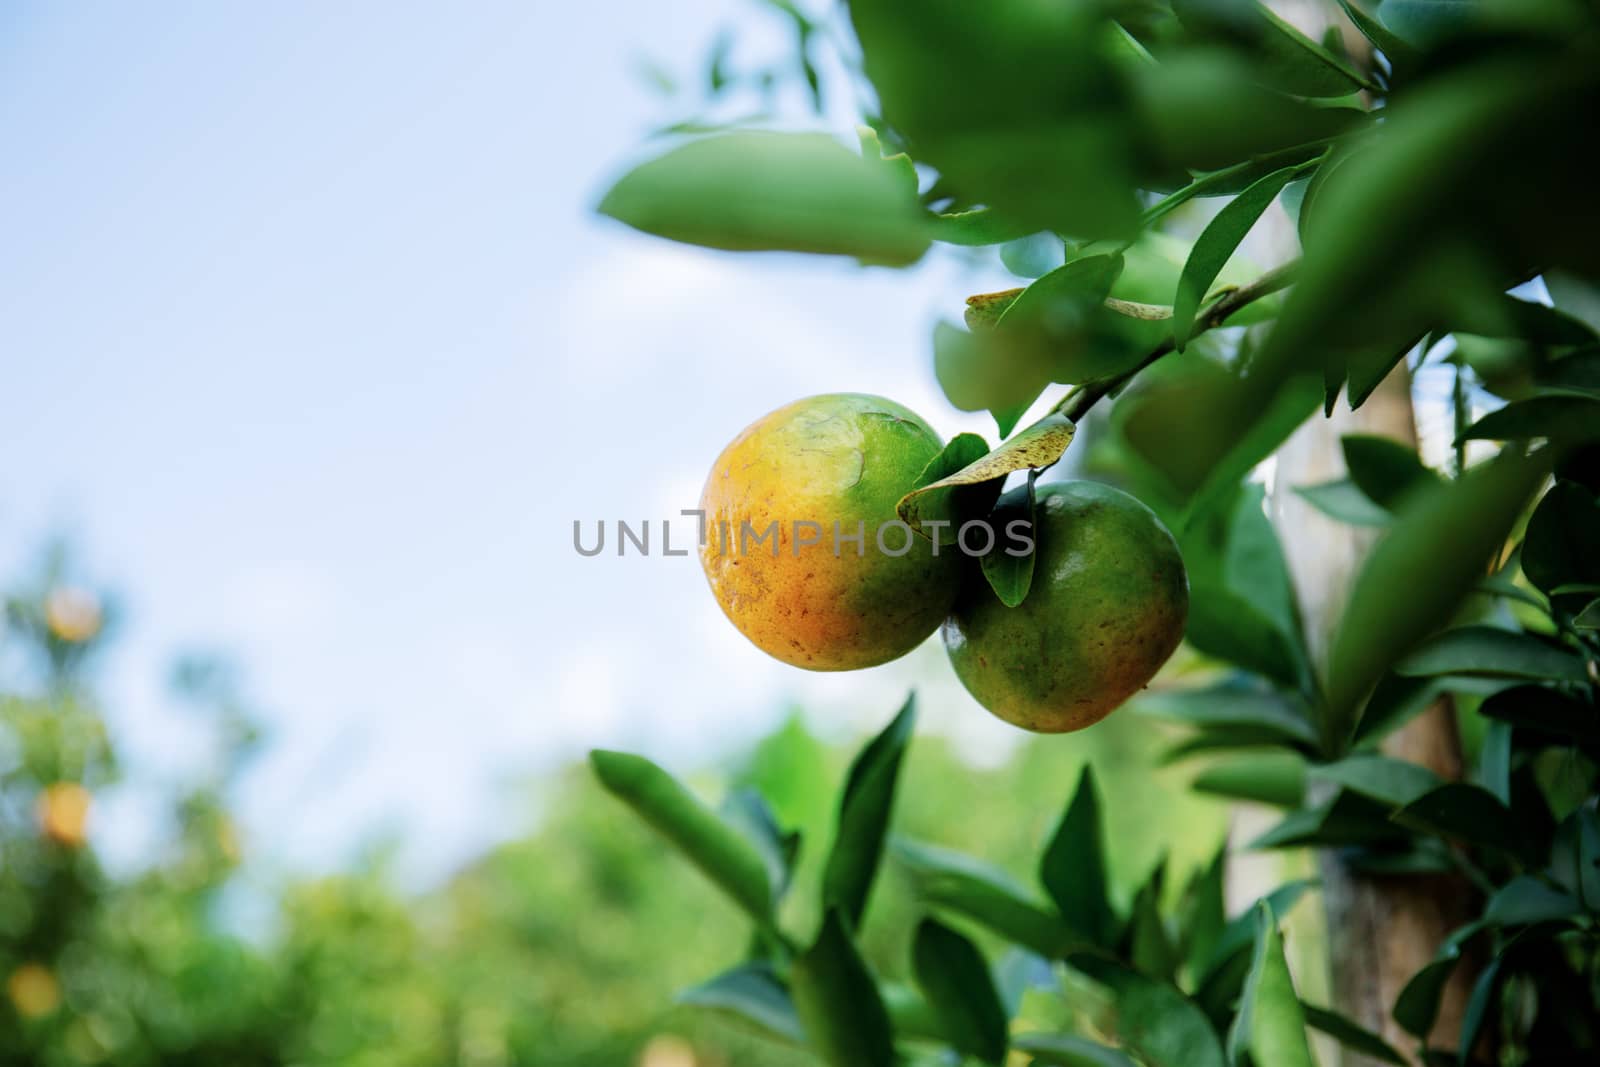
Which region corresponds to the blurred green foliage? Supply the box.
[0,546,1227,1066]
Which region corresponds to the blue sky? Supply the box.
[0,1,1030,883]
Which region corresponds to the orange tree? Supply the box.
[592,2,1600,1064]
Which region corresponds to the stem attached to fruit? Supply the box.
[1050,258,1302,425]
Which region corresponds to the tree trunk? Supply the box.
[1272,372,1476,1065]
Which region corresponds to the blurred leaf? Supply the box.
[1250,790,1407,849]
[1144,143,1329,226]
[823,696,916,929]
[1395,626,1587,683]
[720,787,801,898]
[1226,903,1314,1067]
[849,0,1139,238]
[1549,807,1600,908]
[931,208,1038,247]
[791,910,895,1067]
[1187,584,1312,692]
[900,434,1002,545]
[1014,1032,1137,1067]
[1480,683,1600,744]
[1334,0,1419,67]
[1175,164,1306,347]
[1302,1002,1406,1065]
[1352,673,1444,746]
[856,124,918,201]
[1041,766,1117,950]
[900,416,1075,538]
[1394,956,1463,1039]
[1173,0,1377,97]
[1461,396,1600,444]
[1522,480,1600,602]
[598,132,930,264]
[1179,846,1228,982]
[911,919,1009,1064]
[1085,965,1226,1067]
[1294,479,1393,526]
[1327,450,1548,748]
[1221,483,1310,682]
[981,481,1038,607]
[1125,861,1177,981]
[1458,956,1503,1066]
[1137,683,1318,748]
[1132,52,1365,173]
[1478,720,1512,805]
[1196,881,1316,985]
[1309,754,1442,807]
[1342,434,1440,510]
[590,750,773,924]
[893,838,1089,958]
[1002,233,1066,279]
[1192,753,1308,808]
[1483,875,1583,927]
[678,961,805,1045]
[1535,348,1600,400]
[1394,783,1538,862]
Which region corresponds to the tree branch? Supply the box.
[1052,258,1300,424]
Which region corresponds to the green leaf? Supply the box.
[1479,684,1600,744]
[1393,783,1538,862]
[899,417,1075,539]
[1227,903,1315,1067]
[1535,348,1600,400]
[1179,846,1228,982]
[1302,1002,1406,1065]
[598,132,930,265]
[1352,673,1444,746]
[1013,1033,1138,1067]
[1294,479,1393,527]
[1136,683,1319,749]
[931,207,1040,247]
[893,838,1089,959]
[1521,480,1600,601]
[1195,881,1316,985]
[1327,449,1548,747]
[1086,966,1226,1067]
[911,919,1009,1064]
[678,962,805,1046]
[1174,0,1378,97]
[1174,164,1306,347]
[1550,808,1600,909]
[1483,875,1583,927]
[1458,956,1503,1066]
[1477,720,1511,805]
[1185,583,1310,690]
[1125,859,1176,980]
[1461,396,1600,444]
[1334,0,1419,67]
[849,0,1140,239]
[1040,766,1117,949]
[1002,232,1066,280]
[1192,753,1308,808]
[981,480,1038,608]
[1395,626,1587,684]
[822,696,916,928]
[899,433,1001,545]
[1308,755,1443,807]
[1342,435,1440,510]
[1222,482,1308,678]
[1250,791,1407,849]
[720,787,801,899]
[590,750,773,924]
[791,910,895,1067]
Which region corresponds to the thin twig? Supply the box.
[1051,258,1302,424]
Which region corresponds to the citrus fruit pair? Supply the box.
[698,393,1188,732]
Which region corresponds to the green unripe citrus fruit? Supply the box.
[700,393,961,671]
[943,481,1188,732]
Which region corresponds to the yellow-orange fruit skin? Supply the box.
[699,394,961,671]
[944,481,1188,732]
